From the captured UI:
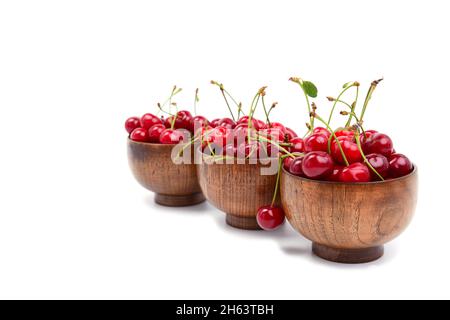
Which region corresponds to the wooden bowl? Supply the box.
[197,160,279,230]
[280,166,418,263]
[127,138,205,206]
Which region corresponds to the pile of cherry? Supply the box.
[284,128,413,182]
[124,79,414,232]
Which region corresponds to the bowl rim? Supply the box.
[282,164,417,185]
[127,137,178,147]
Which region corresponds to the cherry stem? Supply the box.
[360,78,383,122]
[261,95,271,126]
[327,84,354,125]
[211,81,240,121]
[313,113,350,166]
[220,89,235,121]
[354,131,385,181]
[345,86,359,127]
[157,86,182,116]
[194,88,199,116]
[271,158,283,207]
[254,135,296,158]
[157,103,175,117]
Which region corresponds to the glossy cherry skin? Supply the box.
[217,117,236,129]
[331,136,362,164]
[301,151,334,180]
[327,165,344,182]
[164,110,192,130]
[125,117,141,134]
[389,153,413,178]
[339,163,371,182]
[363,133,394,157]
[236,142,261,159]
[283,157,294,172]
[260,128,285,142]
[233,124,256,144]
[359,129,378,143]
[130,127,150,142]
[285,127,298,141]
[206,127,232,146]
[159,129,184,144]
[289,137,305,153]
[304,133,329,152]
[335,129,354,138]
[256,205,285,230]
[365,153,390,180]
[237,116,265,130]
[209,118,221,128]
[148,124,166,143]
[313,127,331,138]
[190,115,209,132]
[289,156,305,177]
[141,113,163,130]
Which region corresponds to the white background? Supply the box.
[0,0,449,300]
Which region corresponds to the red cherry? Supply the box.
[236,142,261,159]
[389,153,413,178]
[164,111,192,130]
[365,153,390,180]
[359,129,378,142]
[159,129,184,144]
[148,124,165,143]
[141,113,163,130]
[335,129,354,138]
[210,118,220,128]
[190,115,209,132]
[327,165,344,182]
[301,151,334,179]
[260,128,285,142]
[313,127,331,138]
[339,163,371,182]
[285,127,298,140]
[304,133,329,152]
[268,122,286,132]
[233,124,256,144]
[289,156,305,177]
[237,116,264,130]
[125,117,141,134]
[130,127,150,142]
[256,205,285,230]
[283,157,294,171]
[217,117,236,129]
[207,127,232,146]
[289,137,304,153]
[363,133,394,157]
[331,136,362,164]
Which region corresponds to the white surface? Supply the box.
[0,0,449,300]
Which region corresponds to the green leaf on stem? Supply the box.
[301,81,318,98]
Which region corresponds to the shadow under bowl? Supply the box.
[127,138,205,206]
[280,166,418,264]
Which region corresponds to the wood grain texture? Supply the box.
[280,166,418,263]
[197,161,279,230]
[128,139,205,206]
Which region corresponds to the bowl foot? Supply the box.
[226,214,262,230]
[154,193,205,207]
[312,243,384,264]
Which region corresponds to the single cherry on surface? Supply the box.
[148,124,166,143]
[339,163,371,183]
[301,151,334,179]
[159,129,184,144]
[365,153,390,180]
[304,133,329,152]
[256,205,285,230]
[389,153,413,178]
[130,127,150,142]
[125,117,141,134]
[141,113,163,130]
[363,133,394,157]
[331,136,362,164]
[289,156,305,177]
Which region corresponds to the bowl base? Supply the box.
[226,214,262,230]
[312,243,384,264]
[154,193,205,207]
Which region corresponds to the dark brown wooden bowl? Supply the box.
[197,160,279,230]
[280,166,418,263]
[127,138,205,206]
